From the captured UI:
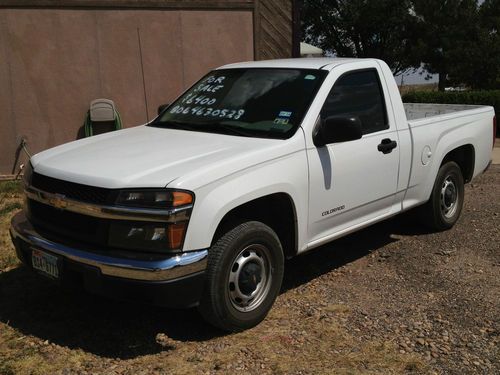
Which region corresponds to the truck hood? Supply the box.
[31,125,296,190]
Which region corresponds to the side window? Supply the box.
[321,70,388,135]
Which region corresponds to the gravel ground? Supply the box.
[0,166,498,375]
[304,164,500,374]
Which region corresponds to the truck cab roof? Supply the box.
[218,57,379,71]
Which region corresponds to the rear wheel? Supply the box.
[420,161,464,230]
[198,221,284,331]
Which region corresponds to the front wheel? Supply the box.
[420,161,464,231]
[198,221,284,331]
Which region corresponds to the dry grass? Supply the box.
[143,301,427,375]
[0,183,93,375]
[0,324,89,375]
[0,256,427,375]
[0,180,22,271]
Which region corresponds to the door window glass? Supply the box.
[321,70,388,135]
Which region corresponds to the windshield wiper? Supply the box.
[198,123,254,137]
[151,120,254,137]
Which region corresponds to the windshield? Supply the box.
[151,68,327,139]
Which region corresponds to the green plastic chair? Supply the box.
[83,98,122,137]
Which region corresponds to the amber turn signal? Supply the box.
[167,222,188,249]
[172,191,193,207]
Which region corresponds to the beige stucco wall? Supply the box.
[0,9,254,175]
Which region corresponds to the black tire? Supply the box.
[198,221,284,332]
[420,161,464,231]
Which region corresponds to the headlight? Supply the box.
[115,189,193,209]
[109,189,193,252]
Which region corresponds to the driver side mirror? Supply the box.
[158,103,170,115]
[313,115,363,147]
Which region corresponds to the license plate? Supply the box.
[32,248,60,279]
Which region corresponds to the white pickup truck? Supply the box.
[10,58,495,331]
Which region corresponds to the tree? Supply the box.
[473,0,500,89]
[303,0,500,90]
[302,0,421,75]
[411,0,481,90]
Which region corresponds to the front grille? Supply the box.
[28,172,113,247]
[27,173,169,254]
[27,200,109,247]
[31,172,112,204]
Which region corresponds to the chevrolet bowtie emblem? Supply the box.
[49,194,67,210]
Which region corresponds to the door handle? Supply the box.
[377,138,397,154]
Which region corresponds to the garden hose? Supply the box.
[83,109,122,137]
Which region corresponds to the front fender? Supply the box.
[181,151,309,252]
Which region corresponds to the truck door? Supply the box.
[307,67,400,247]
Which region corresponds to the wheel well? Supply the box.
[212,193,297,259]
[441,144,475,183]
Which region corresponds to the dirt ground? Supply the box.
[0,166,498,375]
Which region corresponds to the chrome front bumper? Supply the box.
[10,211,208,282]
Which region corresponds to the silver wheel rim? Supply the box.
[440,175,458,218]
[228,244,272,313]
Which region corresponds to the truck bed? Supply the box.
[404,103,487,121]
[401,101,494,212]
